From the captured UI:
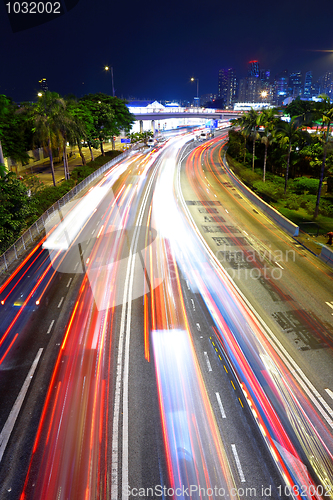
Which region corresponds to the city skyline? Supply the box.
[1,0,333,103]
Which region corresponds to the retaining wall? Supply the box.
[320,245,333,267]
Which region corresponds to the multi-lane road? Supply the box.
[0,129,332,500]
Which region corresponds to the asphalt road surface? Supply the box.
[0,129,332,500]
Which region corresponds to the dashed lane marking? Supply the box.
[47,320,55,334]
[215,392,226,419]
[203,352,212,372]
[231,444,246,483]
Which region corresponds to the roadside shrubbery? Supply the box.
[226,151,332,221]
[293,177,320,195]
[30,150,122,221]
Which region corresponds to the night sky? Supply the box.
[1,0,333,103]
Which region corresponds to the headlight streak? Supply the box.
[150,137,240,498]
[20,150,167,499]
[172,138,333,498]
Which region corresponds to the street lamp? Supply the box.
[105,65,115,97]
[191,77,199,107]
[37,92,43,97]
[261,90,268,103]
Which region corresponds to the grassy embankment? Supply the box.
[225,153,333,251]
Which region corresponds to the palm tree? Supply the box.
[258,108,278,182]
[32,92,65,186]
[54,103,78,180]
[238,108,260,171]
[311,95,333,218]
[275,118,306,194]
[232,114,250,164]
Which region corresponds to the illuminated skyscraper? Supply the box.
[289,71,302,98]
[217,68,237,107]
[248,60,260,78]
[303,71,313,98]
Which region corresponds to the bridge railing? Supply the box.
[128,106,239,115]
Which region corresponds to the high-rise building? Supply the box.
[303,71,313,99]
[238,76,261,103]
[273,70,289,105]
[39,78,48,92]
[217,68,237,107]
[248,60,260,78]
[218,69,228,103]
[317,72,333,97]
[289,71,302,98]
[200,93,218,106]
[260,69,270,86]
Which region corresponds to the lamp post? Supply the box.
[105,66,115,97]
[191,77,199,107]
[261,90,268,105]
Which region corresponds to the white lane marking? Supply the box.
[186,280,190,290]
[191,298,196,311]
[0,348,43,462]
[325,388,333,400]
[243,231,248,236]
[215,392,226,419]
[176,147,333,436]
[74,262,79,271]
[203,352,212,372]
[325,301,333,310]
[57,297,64,308]
[112,161,159,500]
[47,320,55,334]
[275,261,284,269]
[225,209,229,213]
[231,444,246,482]
[196,323,201,331]
[91,229,95,235]
[66,277,72,288]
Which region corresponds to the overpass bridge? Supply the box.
[128,106,241,134]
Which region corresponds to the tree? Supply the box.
[0,95,31,171]
[66,98,95,165]
[53,99,79,180]
[79,94,115,156]
[311,95,333,218]
[231,115,250,164]
[258,108,278,182]
[31,92,66,186]
[107,96,135,149]
[235,109,260,171]
[128,130,153,145]
[275,118,308,194]
[0,172,32,253]
[284,97,314,121]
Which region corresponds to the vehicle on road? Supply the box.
[199,129,211,141]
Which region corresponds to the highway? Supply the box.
[0,130,332,499]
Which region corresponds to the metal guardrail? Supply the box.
[0,150,130,276]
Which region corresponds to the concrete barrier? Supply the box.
[223,154,299,237]
[320,245,333,267]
